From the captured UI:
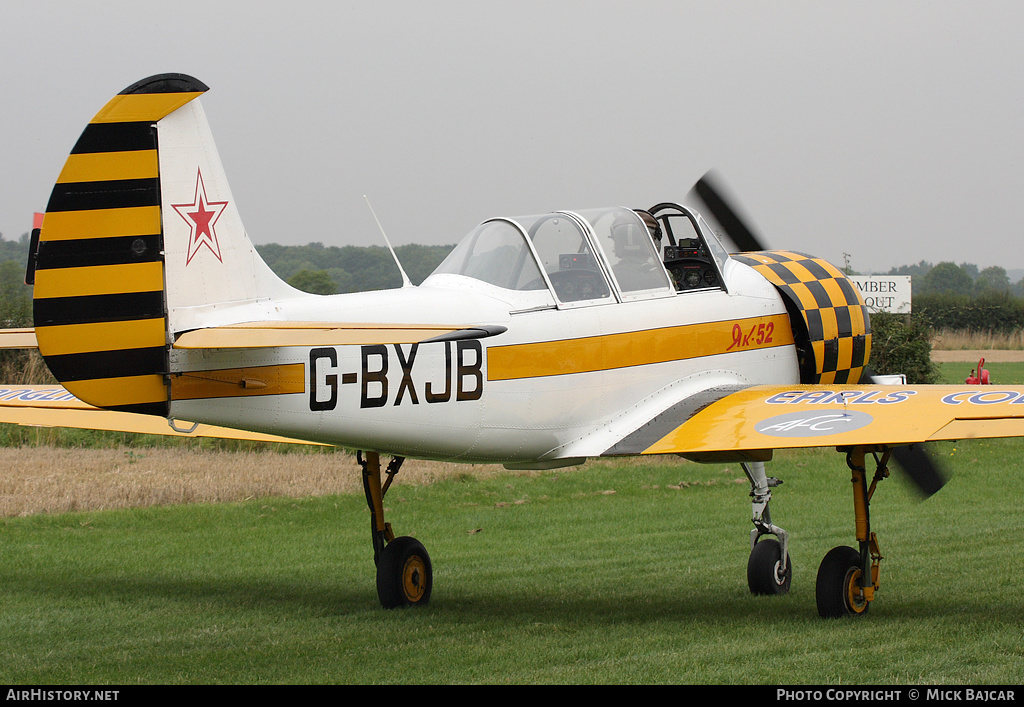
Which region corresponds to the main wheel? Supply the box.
[815,545,870,618]
[376,536,432,608]
[747,538,792,595]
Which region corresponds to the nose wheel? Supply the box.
[742,461,792,596]
[748,537,792,595]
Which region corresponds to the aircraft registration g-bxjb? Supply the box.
[9,73,1024,617]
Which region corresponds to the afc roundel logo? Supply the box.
[755,410,874,438]
[172,168,228,265]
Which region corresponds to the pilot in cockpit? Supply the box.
[635,210,663,253]
[607,210,664,292]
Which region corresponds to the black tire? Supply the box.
[376,536,432,609]
[815,545,870,618]
[747,538,792,595]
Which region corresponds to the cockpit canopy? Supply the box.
[430,206,679,306]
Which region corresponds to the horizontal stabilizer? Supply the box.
[172,322,506,349]
[0,329,38,349]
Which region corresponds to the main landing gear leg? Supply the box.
[358,450,433,608]
[815,447,887,618]
[742,461,792,595]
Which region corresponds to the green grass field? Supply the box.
[935,360,1024,385]
[2,443,1022,684]
[0,361,1022,684]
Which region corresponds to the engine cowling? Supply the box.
[733,250,871,384]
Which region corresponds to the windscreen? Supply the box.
[431,220,546,291]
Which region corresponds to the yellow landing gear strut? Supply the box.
[815,446,888,618]
[358,451,432,608]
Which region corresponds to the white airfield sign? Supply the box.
[848,275,911,313]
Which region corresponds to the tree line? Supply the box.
[886,260,1021,298]
[0,234,456,326]
[3,232,1022,328]
[2,230,1020,385]
[877,260,1024,334]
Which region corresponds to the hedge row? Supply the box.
[912,292,1024,333]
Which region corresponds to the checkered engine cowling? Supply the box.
[733,251,871,384]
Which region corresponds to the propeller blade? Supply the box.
[891,444,948,498]
[688,170,768,253]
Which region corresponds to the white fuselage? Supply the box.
[168,259,800,463]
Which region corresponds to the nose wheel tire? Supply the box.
[376,536,433,608]
[816,545,870,618]
[747,538,792,595]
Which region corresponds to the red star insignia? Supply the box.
[172,168,229,265]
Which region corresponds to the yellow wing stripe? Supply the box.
[488,314,793,381]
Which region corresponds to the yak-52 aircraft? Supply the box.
[6,73,1024,618]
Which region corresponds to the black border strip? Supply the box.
[71,122,157,154]
[42,347,168,382]
[33,291,165,327]
[46,178,160,213]
[35,234,163,270]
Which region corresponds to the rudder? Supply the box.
[32,74,296,415]
[32,75,207,415]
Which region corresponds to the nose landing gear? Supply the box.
[742,461,792,596]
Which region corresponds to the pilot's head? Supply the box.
[611,212,656,258]
[635,210,662,250]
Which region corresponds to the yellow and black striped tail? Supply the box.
[32,74,208,416]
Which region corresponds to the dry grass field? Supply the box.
[0,446,507,517]
[930,348,1024,362]
[931,328,1024,352]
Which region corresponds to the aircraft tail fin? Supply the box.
[31,74,299,415]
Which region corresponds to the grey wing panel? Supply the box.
[601,385,748,456]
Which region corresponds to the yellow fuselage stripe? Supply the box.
[170,364,307,400]
[33,261,164,299]
[487,314,794,381]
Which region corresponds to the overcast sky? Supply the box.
[3,1,1023,275]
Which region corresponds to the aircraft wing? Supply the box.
[603,384,1024,460]
[0,384,324,445]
